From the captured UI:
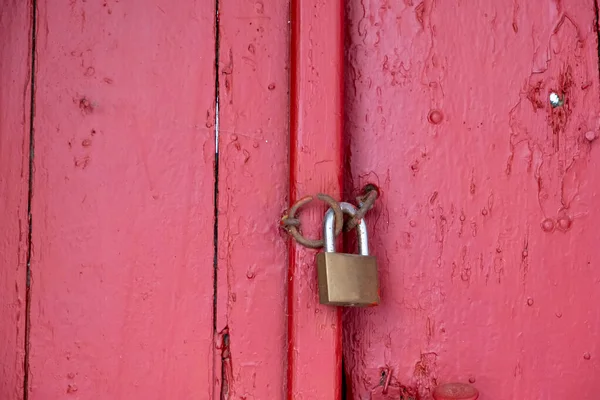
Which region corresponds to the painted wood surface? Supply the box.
[287,1,346,399]
[214,0,290,398]
[0,2,31,399]
[6,1,600,399]
[27,1,216,398]
[344,0,600,399]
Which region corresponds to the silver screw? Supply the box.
[549,92,563,108]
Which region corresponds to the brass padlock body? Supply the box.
[317,252,379,306]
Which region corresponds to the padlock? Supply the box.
[316,202,380,306]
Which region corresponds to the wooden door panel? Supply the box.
[287,0,346,399]
[345,0,600,398]
[215,0,290,398]
[0,2,32,398]
[28,1,216,398]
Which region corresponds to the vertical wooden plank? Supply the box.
[0,2,31,399]
[288,0,345,399]
[28,1,216,398]
[215,0,290,398]
[345,0,600,398]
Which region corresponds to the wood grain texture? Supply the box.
[0,2,31,399]
[288,0,345,399]
[28,1,216,398]
[214,0,290,398]
[345,0,600,399]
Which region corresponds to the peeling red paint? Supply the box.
[345,0,600,398]
[217,327,232,400]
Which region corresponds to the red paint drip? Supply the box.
[433,383,479,400]
[428,109,444,124]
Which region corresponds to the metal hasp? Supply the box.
[317,202,380,306]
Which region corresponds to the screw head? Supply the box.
[549,92,563,108]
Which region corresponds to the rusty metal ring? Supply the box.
[345,189,378,232]
[281,218,301,227]
[281,193,344,249]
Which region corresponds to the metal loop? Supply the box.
[345,189,378,232]
[281,218,301,227]
[281,194,344,249]
[323,202,369,255]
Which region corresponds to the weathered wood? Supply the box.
[214,0,290,398]
[345,0,600,398]
[288,0,345,399]
[0,2,31,399]
[28,1,216,398]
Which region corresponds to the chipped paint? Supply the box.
[345,0,600,398]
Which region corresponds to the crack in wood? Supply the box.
[23,0,38,398]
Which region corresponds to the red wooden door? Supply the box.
[2,0,600,399]
[1,0,290,399]
[344,1,600,399]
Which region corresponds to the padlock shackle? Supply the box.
[323,202,369,255]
